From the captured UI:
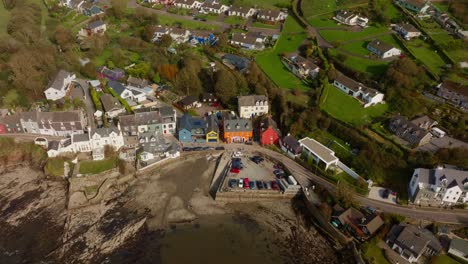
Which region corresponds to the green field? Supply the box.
[301,0,368,19]
[328,49,389,76]
[320,25,390,43]
[256,17,309,90]
[159,14,221,31]
[79,158,117,175]
[308,14,346,28]
[308,129,352,159]
[405,38,447,75]
[228,0,290,9]
[223,16,246,25]
[320,83,388,125]
[339,34,403,56]
[432,255,462,264]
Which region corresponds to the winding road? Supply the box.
[224,144,468,224]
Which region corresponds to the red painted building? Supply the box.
[258,116,281,146]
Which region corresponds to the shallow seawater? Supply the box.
[160,214,283,264]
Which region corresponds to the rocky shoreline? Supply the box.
[0,156,353,264]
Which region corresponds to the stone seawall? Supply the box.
[215,190,298,202]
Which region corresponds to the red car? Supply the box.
[271,181,279,190]
[230,168,240,173]
[243,178,250,189]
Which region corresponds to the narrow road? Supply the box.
[224,144,468,224]
[127,0,280,35]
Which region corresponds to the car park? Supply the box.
[229,179,238,188]
[239,178,244,188]
[243,178,250,189]
[264,181,271,189]
[273,164,283,170]
[250,156,264,164]
[232,151,242,158]
[249,180,255,190]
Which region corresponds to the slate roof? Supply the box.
[238,95,268,107]
[127,76,150,88]
[362,214,384,235]
[368,39,397,54]
[229,5,252,14]
[439,80,468,97]
[282,135,302,152]
[91,126,120,137]
[37,111,84,131]
[336,10,356,20]
[87,20,105,30]
[100,94,123,112]
[48,70,73,92]
[223,115,252,132]
[206,114,219,133]
[231,32,258,45]
[389,115,431,144]
[48,141,60,151]
[257,9,281,18]
[222,54,250,71]
[73,133,90,142]
[178,114,206,132]
[179,95,199,106]
[387,224,442,258]
[410,115,437,130]
[334,71,379,97]
[450,238,468,256]
[108,80,127,95]
[401,0,428,9]
[397,23,420,33]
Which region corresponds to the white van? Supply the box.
[431,127,446,138]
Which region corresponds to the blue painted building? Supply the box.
[177,114,207,143]
[189,31,217,45]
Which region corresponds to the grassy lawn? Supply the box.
[320,83,388,126]
[362,240,390,264]
[195,13,219,21]
[320,25,390,43]
[223,16,246,25]
[308,129,353,159]
[44,158,65,177]
[405,38,447,75]
[0,4,11,37]
[252,21,278,29]
[339,34,403,56]
[329,49,389,76]
[256,17,309,90]
[301,0,368,18]
[229,0,290,9]
[432,255,462,264]
[308,15,346,28]
[159,14,221,31]
[79,158,117,175]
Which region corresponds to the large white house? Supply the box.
[237,95,269,118]
[298,137,339,170]
[333,72,385,107]
[44,70,76,101]
[228,5,257,18]
[409,166,468,205]
[334,10,368,27]
[200,1,229,14]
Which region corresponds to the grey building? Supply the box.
[389,115,432,147]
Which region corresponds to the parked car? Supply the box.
[243,178,250,189]
[239,178,244,188]
[273,164,283,170]
[264,181,271,189]
[249,180,255,190]
[232,151,242,158]
[382,189,390,199]
[182,147,192,152]
[251,156,264,164]
[273,169,285,178]
[229,179,238,188]
[271,181,279,190]
[230,168,240,174]
[215,146,225,150]
[256,180,263,189]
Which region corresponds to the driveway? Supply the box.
[73,79,96,129]
[368,187,397,205]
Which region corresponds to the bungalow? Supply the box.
[436,80,468,110]
[222,113,253,143]
[281,52,320,80]
[173,0,203,9]
[230,32,266,50]
[206,114,219,143]
[228,5,257,18]
[178,95,200,109]
[299,137,339,170]
[257,116,281,146]
[78,20,106,37]
[97,66,125,81]
[333,71,385,107]
[44,70,76,101]
[200,1,229,14]
[189,30,217,45]
[386,224,442,263]
[222,54,250,72]
[256,9,287,23]
[389,115,432,147]
[152,25,172,42]
[177,113,206,143]
[367,39,402,58]
[100,94,126,118]
[108,80,146,103]
[448,238,468,262]
[394,23,421,40]
[280,135,302,158]
[397,0,430,14]
[334,10,369,27]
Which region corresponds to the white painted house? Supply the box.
[237,95,269,118]
[200,1,229,14]
[367,39,401,58]
[173,0,203,9]
[333,72,385,107]
[228,5,257,18]
[298,137,339,170]
[409,166,468,205]
[334,10,368,27]
[44,70,76,101]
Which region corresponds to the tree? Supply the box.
[158,34,173,48]
[157,64,178,81]
[214,68,237,105]
[53,26,74,51]
[336,181,358,208]
[2,89,20,108]
[127,62,151,78]
[174,67,202,95]
[110,0,127,18]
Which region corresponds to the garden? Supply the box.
[320,83,388,126]
[79,158,117,175]
[328,49,389,76]
[256,17,309,90]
